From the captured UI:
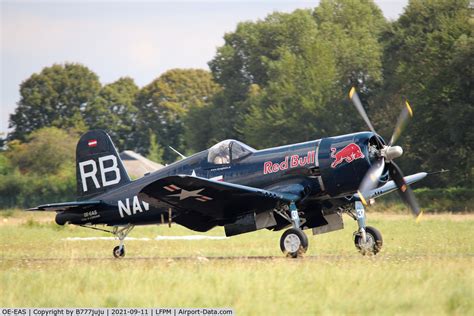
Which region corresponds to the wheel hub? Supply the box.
[358,234,375,252]
[284,233,301,253]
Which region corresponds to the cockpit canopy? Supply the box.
[207,139,255,164]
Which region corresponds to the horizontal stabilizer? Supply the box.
[27,200,102,212]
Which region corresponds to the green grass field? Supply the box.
[1,210,473,315]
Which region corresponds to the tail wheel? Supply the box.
[113,246,125,258]
[354,226,383,255]
[280,228,309,258]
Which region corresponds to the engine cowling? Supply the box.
[318,132,383,197]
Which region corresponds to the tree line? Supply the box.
[0,0,472,208]
[7,67,220,162]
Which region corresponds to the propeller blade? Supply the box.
[389,100,413,146]
[358,159,385,205]
[349,87,378,134]
[388,161,422,221]
[349,87,383,148]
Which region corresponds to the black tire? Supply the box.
[354,226,383,255]
[113,245,125,258]
[280,228,309,258]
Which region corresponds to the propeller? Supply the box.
[349,87,422,221]
[349,88,383,148]
[389,100,413,146]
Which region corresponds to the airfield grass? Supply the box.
[0,211,473,315]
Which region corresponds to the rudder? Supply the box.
[76,130,131,199]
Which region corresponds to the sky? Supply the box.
[0,0,409,136]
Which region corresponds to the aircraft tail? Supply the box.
[76,130,131,199]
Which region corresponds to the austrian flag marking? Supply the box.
[88,139,97,147]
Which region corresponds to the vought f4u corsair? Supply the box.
[30,88,427,258]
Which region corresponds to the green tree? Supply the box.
[207,2,387,147]
[84,77,139,151]
[0,153,12,175]
[313,0,388,133]
[8,63,101,140]
[208,9,322,142]
[242,41,338,147]
[147,132,165,164]
[6,127,77,175]
[313,0,386,91]
[133,69,220,161]
[376,0,473,187]
[0,127,77,208]
[183,103,217,151]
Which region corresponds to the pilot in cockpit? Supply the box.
[208,139,254,165]
[213,143,230,164]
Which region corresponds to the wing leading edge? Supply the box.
[28,200,102,212]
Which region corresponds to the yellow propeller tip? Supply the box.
[415,211,423,223]
[358,191,368,206]
[349,87,355,99]
[405,101,413,117]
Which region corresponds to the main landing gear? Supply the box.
[349,201,383,255]
[276,200,384,258]
[354,226,383,255]
[112,224,134,258]
[279,202,308,258]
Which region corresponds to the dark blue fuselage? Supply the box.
[57,131,379,230]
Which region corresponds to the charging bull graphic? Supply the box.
[331,143,365,168]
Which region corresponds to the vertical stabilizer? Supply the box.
[76,130,131,199]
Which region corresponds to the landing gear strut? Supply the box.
[112,224,134,258]
[279,202,308,258]
[350,201,383,255]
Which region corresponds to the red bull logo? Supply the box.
[330,143,365,168]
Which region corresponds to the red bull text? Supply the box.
[263,151,315,175]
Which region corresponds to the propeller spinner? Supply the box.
[349,87,422,221]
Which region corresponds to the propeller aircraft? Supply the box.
[30,88,426,258]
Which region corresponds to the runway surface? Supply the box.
[2,253,472,263]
